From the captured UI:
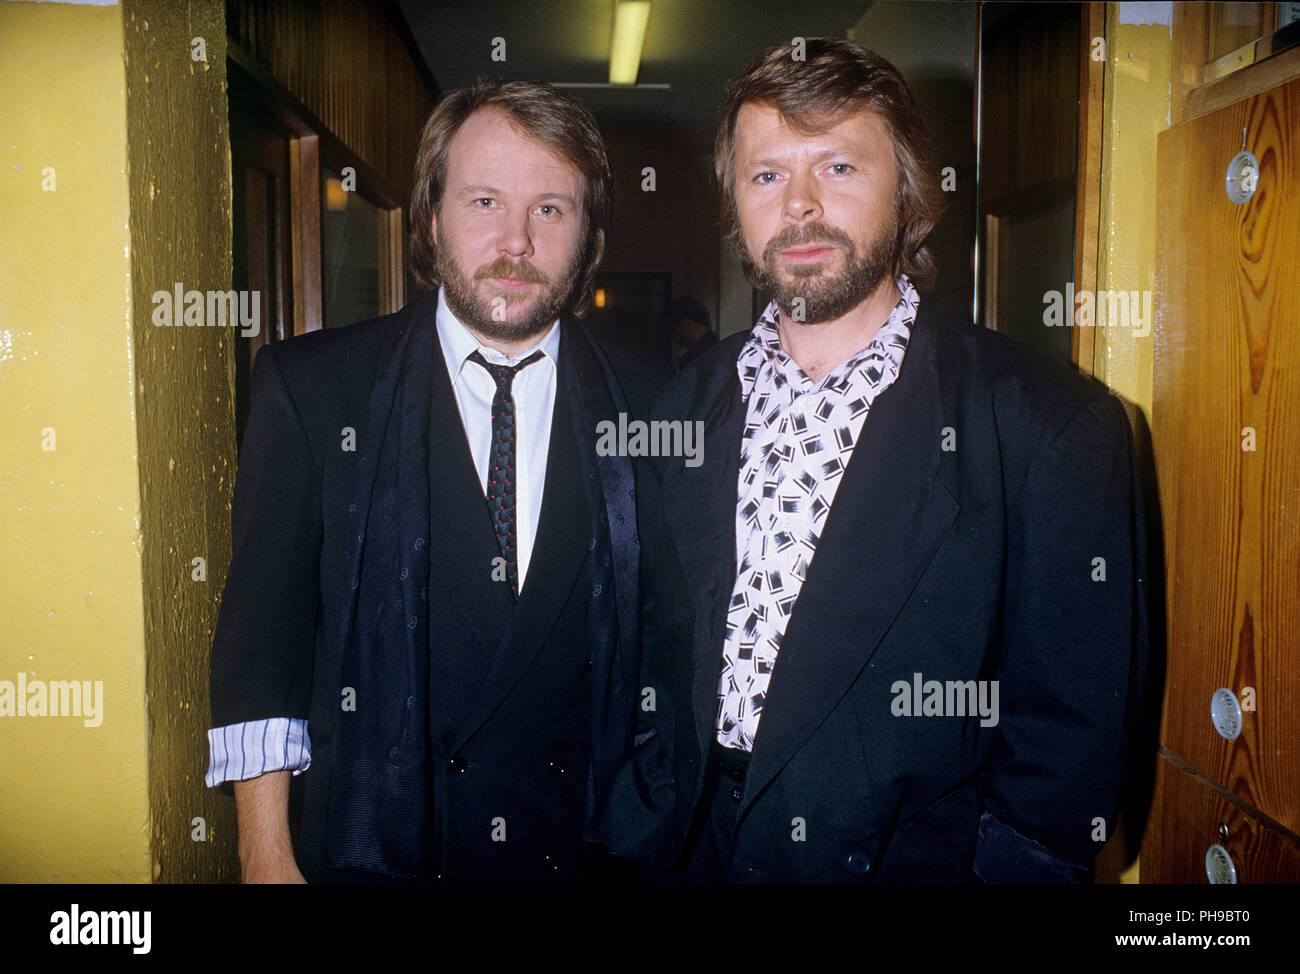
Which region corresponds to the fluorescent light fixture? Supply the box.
[609,0,651,85]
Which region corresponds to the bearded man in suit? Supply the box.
[208,80,654,883]
[597,38,1149,883]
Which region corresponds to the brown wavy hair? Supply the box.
[409,80,613,316]
[715,38,945,290]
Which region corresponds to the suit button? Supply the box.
[549,759,567,777]
[585,657,593,673]
[730,784,743,802]
[845,851,871,874]
[447,757,467,774]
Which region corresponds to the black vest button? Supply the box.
[845,851,871,874]
[549,759,567,777]
[447,757,467,774]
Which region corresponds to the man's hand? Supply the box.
[234,770,307,884]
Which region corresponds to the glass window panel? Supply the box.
[322,165,380,328]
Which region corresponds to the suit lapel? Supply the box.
[740,313,959,809]
[660,372,747,764]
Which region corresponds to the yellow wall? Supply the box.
[0,0,151,882]
[1094,4,1171,417]
[1092,1,1174,884]
[0,0,236,882]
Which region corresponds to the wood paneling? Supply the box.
[1174,2,1300,124]
[979,3,1080,210]
[289,133,322,333]
[1144,752,1300,883]
[378,207,404,315]
[1204,3,1278,63]
[1152,76,1300,842]
[1184,44,1300,125]
[226,0,435,205]
[977,3,1081,361]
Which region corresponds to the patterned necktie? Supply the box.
[468,348,546,597]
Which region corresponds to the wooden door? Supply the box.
[1145,74,1300,882]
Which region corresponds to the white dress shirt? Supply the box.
[434,286,559,590]
[205,287,561,786]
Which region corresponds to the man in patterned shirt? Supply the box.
[596,38,1148,883]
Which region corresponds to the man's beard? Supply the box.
[748,211,900,325]
[436,245,583,344]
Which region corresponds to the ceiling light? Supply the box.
[609,1,651,85]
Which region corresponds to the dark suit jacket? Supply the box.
[210,290,662,881]
[595,300,1150,883]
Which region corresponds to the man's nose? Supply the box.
[782,172,823,224]
[496,209,534,258]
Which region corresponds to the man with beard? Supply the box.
[596,39,1149,882]
[207,81,656,883]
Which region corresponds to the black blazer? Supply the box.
[210,290,662,880]
[596,301,1150,883]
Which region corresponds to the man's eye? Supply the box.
[537,204,560,217]
[754,172,779,185]
[473,198,496,208]
[828,164,854,175]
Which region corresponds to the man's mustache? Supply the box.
[474,257,549,285]
[762,223,855,264]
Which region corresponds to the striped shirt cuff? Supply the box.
[205,718,311,787]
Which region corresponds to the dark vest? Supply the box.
[420,336,604,882]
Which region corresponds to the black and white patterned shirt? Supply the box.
[716,276,919,750]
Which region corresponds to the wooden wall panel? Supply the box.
[1152,76,1300,836]
[1144,753,1300,883]
[980,3,1080,210]
[226,0,436,205]
[1204,3,1278,63]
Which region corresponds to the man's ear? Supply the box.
[429,208,439,247]
[590,228,606,268]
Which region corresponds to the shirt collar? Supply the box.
[435,286,561,380]
[737,274,919,401]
